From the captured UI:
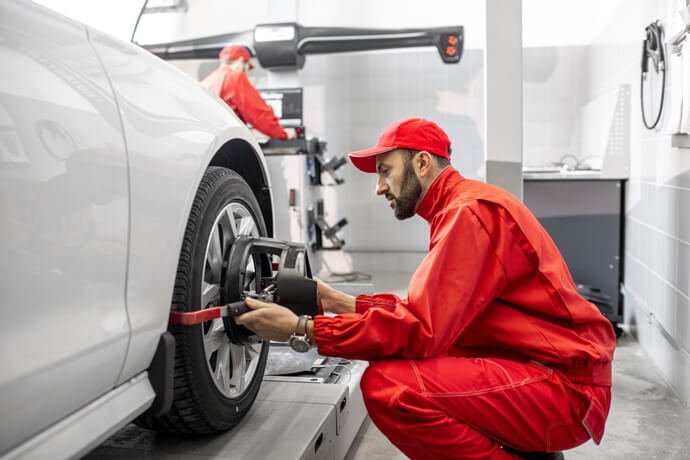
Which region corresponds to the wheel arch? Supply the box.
[208,139,274,238]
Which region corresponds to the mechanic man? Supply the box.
[202,44,297,140]
[236,118,616,460]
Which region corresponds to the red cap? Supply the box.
[219,45,254,69]
[348,118,451,173]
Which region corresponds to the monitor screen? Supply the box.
[258,87,303,127]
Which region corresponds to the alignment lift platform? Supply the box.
[225,346,369,460]
[101,350,368,460]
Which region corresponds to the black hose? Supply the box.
[641,21,666,130]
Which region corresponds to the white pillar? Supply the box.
[484,0,523,200]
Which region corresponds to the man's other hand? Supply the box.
[235,297,298,342]
[284,128,298,140]
[315,277,356,314]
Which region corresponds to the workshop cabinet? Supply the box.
[524,177,625,326]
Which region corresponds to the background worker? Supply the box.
[202,44,297,140]
[235,118,617,460]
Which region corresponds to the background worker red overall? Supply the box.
[236,118,617,460]
[202,44,297,140]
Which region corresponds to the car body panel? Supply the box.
[1,0,275,455]
[88,31,273,384]
[4,373,154,460]
[0,1,130,452]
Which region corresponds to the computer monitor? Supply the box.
[258,87,303,127]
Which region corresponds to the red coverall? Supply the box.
[313,167,616,459]
[202,67,288,139]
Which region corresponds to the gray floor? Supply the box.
[86,269,690,460]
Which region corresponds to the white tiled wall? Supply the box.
[522,46,588,168]
[589,0,690,403]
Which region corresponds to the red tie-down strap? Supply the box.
[168,307,226,326]
[168,302,249,326]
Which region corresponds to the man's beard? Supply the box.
[388,160,422,220]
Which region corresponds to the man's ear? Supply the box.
[416,151,433,176]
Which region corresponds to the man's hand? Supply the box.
[284,128,298,140]
[235,297,298,342]
[315,277,356,314]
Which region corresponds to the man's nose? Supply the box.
[376,176,388,196]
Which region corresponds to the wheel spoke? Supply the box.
[246,344,261,361]
[236,215,255,236]
[242,253,260,292]
[217,210,235,259]
[215,341,231,389]
[206,226,223,282]
[201,282,220,308]
[204,321,225,361]
[229,343,247,393]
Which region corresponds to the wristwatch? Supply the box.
[288,315,312,353]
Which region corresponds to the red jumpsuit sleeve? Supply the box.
[313,205,507,360]
[228,73,288,139]
[354,293,401,313]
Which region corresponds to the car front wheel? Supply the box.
[138,166,269,433]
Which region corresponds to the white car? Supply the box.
[0,1,275,457]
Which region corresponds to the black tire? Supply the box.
[137,167,269,434]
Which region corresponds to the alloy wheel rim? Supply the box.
[201,201,263,398]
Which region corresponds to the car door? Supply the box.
[0,1,130,453]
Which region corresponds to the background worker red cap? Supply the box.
[348,118,452,173]
[218,44,254,69]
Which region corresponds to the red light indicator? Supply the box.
[447,35,458,45]
[445,46,457,56]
